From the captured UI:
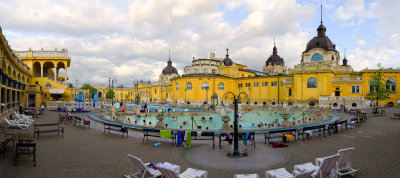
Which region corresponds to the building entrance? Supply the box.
[28,94,36,107]
[335,91,340,96]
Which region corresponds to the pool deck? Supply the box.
[1,108,399,177]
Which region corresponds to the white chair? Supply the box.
[15,111,33,120]
[235,173,259,178]
[3,118,29,129]
[125,154,162,178]
[336,148,357,177]
[157,163,207,178]
[294,154,339,178]
[266,168,314,178]
[13,114,34,126]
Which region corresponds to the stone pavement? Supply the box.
[0,108,399,178]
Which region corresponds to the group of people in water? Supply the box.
[122,109,319,130]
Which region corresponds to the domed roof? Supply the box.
[266,44,284,66]
[222,49,233,66]
[303,23,336,53]
[162,59,178,75]
[342,56,348,66]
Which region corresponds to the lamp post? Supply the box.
[184,88,187,104]
[343,97,346,113]
[205,86,209,104]
[109,77,117,106]
[248,87,251,105]
[134,80,140,105]
[223,91,248,158]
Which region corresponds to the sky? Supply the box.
[1,0,399,87]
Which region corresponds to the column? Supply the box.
[41,66,44,77]
[54,68,57,81]
[65,67,68,86]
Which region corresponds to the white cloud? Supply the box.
[7,0,396,87]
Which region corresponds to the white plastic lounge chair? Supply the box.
[13,114,33,126]
[125,154,161,178]
[235,173,259,178]
[294,154,339,178]
[3,118,29,129]
[14,111,34,122]
[336,148,357,177]
[157,163,207,178]
[15,111,33,120]
[266,168,314,178]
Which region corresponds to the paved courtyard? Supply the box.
[1,108,399,178]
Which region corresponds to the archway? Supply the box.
[333,103,338,107]
[43,62,55,80]
[263,102,266,106]
[387,102,394,106]
[288,102,293,105]
[33,62,41,77]
[352,103,357,107]
[272,102,276,105]
[309,101,315,106]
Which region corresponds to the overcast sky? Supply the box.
[1,0,399,87]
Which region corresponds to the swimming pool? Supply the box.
[100,109,323,130]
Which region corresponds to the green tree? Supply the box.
[366,63,391,113]
[125,93,130,101]
[106,89,114,99]
[80,83,97,99]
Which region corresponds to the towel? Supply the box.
[243,131,249,146]
[305,130,313,136]
[226,132,232,145]
[176,130,183,146]
[285,134,293,142]
[184,131,187,140]
[160,130,172,138]
[185,131,192,148]
[197,131,202,137]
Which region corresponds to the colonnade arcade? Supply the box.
[32,61,68,85]
[0,27,31,119]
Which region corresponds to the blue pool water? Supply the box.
[103,110,318,130]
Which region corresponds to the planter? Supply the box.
[281,113,291,127]
[221,116,231,131]
[155,114,167,129]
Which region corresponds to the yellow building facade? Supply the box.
[0,27,32,119]
[133,22,400,108]
[14,48,73,107]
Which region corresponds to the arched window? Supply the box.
[370,78,379,92]
[45,83,52,88]
[202,68,208,73]
[311,54,323,61]
[194,69,198,73]
[386,78,396,93]
[186,82,192,90]
[176,83,179,91]
[201,82,209,90]
[218,83,224,90]
[307,77,317,88]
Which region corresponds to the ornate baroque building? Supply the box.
[132,20,400,108]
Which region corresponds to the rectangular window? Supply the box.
[245,83,250,87]
[351,85,360,94]
[253,82,259,87]
[262,82,268,86]
[271,82,277,86]
[289,88,292,96]
[238,83,243,88]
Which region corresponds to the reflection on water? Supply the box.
[105,109,316,130]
